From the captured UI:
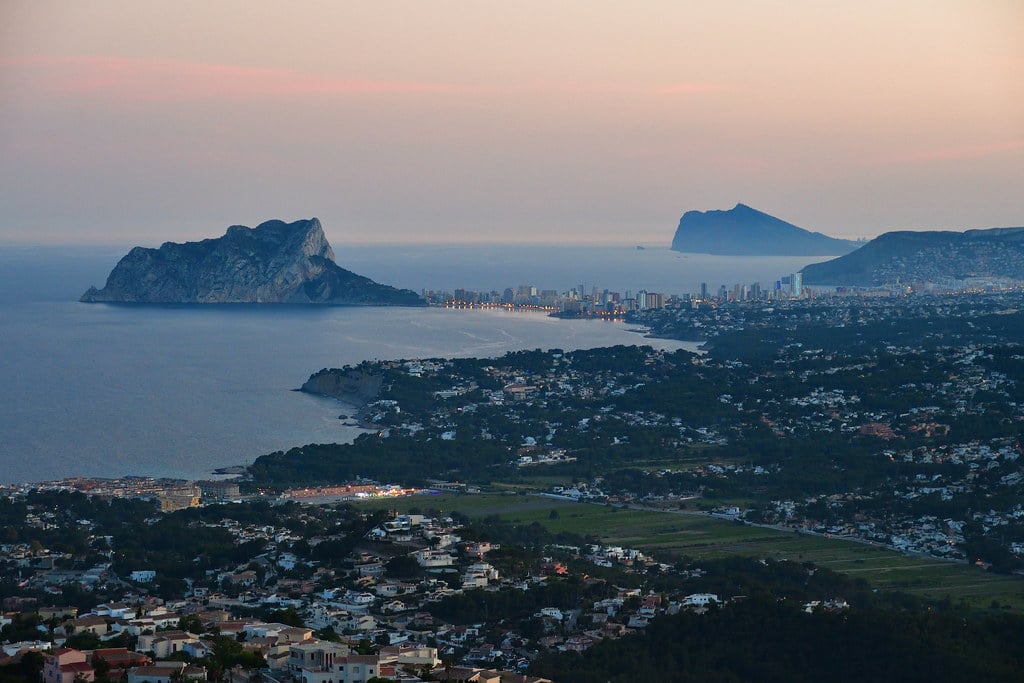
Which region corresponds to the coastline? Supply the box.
[3,299,690,486]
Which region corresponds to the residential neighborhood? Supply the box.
[4,288,1024,680]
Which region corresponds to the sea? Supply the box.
[0,244,822,485]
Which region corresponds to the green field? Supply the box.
[355,492,1024,611]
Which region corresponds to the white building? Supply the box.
[413,549,454,568]
[681,593,719,608]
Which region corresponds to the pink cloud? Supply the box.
[521,78,727,96]
[2,55,733,110]
[655,83,728,95]
[3,56,729,103]
[2,56,476,100]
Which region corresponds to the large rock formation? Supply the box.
[299,366,384,405]
[80,218,423,305]
[670,203,857,256]
[801,226,1024,287]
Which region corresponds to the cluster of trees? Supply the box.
[530,597,1024,682]
[458,514,591,551]
[110,515,263,598]
[428,577,609,624]
[0,491,154,554]
[0,651,44,682]
[248,434,511,487]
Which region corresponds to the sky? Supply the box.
[0,1,1022,246]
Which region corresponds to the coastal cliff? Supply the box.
[81,218,424,305]
[300,367,384,405]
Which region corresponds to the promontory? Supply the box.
[80,218,424,305]
[671,203,858,256]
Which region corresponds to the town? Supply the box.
[422,273,809,317]
[419,270,1022,319]
[2,485,870,683]
[4,288,1024,681]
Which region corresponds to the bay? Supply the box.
[0,243,825,484]
[0,302,692,484]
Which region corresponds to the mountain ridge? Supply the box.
[800,226,1024,286]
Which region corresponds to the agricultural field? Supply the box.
[356,491,1024,611]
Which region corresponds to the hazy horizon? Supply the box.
[2,1,1022,246]
[2,210,1020,250]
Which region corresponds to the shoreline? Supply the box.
[2,305,692,487]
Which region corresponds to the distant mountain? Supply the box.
[670,203,858,256]
[81,218,424,305]
[800,227,1024,287]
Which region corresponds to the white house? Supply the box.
[413,549,454,568]
[681,593,719,608]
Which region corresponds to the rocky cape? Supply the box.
[299,366,384,406]
[80,218,424,305]
[298,366,385,428]
[670,203,858,256]
[800,226,1024,287]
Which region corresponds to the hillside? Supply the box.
[801,227,1024,287]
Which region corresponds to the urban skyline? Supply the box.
[428,270,808,314]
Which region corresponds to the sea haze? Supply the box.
[0,244,825,484]
[337,244,823,295]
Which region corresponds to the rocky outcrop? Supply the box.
[299,367,384,405]
[801,226,1024,286]
[671,203,857,256]
[81,218,423,305]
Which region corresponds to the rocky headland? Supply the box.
[671,203,858,256]
[81,218,424,305]
[299,366,384,405]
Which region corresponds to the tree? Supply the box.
[0,651,45,683]
[265,607,304,627]
[178,614,205,635]
[385,554,421,579]
[92,656,111,681]
[66,630,101,650]
[355,638,378,655]
[315,626,341,642]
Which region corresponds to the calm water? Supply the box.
[0,244,824,484]
[340,244,820,296]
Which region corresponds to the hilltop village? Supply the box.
[3,289,1024,681]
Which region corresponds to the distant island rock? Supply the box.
[670,203,858,256]
[80,218,424,305]
[801,226,1024,287]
